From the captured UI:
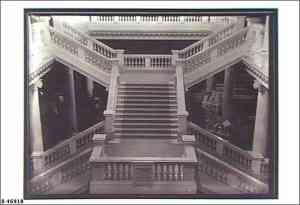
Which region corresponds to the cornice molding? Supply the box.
[88,31,211,40]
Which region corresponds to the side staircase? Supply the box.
[114,82,179,138]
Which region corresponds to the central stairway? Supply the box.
[114,81,179,138]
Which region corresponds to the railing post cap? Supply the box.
[104,109,115,115]
[178,110,189,116]
[115,49,125,54]
[93,134,106,141]
[182,135,196,143]
[31,152,44,158]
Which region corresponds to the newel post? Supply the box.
[172,50,189,135]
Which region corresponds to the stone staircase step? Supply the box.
[115,113,177,117]
[118,94,176,99]
[116,107,177,113]
[115,127,177,133]
[118,90,176,95]
[117,98,177,103]
[119,83,174,87]
[119,86,174,90]
[114,118,178,124]
[113,122,178,129]
[116,103,177,109]
[114,133,178,138]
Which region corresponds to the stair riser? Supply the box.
[120,83,174,87]
[119,87,174,91]
[118,92,176,96]
[118,95,176,99]
[114,124,178,129]
[117,104,177,109]
[114,119,177,124]
[114,133,178,138]
[116,110,177,114]
[115,114,177,118]
[117,100,176,104]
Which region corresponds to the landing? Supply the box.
[103,138,184,158]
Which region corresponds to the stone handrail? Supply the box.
[48,26,114,74]
[123,54,173,69]
[181,26,250,74]
[30,121,104,177]
[54,20,118,59]
[177,22,240,59]
[197,148,269,193]
[188,122,269,180]
[29,148,92,194]
[91,16,238,25]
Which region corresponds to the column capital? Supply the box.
[30,79,43,91]
[253,79,268,95]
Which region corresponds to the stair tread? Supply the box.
[117,103,177,107]
[118,92,176,95]
[114,133,178,137]
[118,98,176,102]
[116,112,177,117]
[117,108,177,111]
[118,94,176,98]
[114,122,178,126]
[114,118,177,121]
[119,86,174,90]
[120,83,174,86]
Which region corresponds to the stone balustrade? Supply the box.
[197,149,269,194]
[178,23,238,59]
[29,148,91,194]
[103,163,133,180]
[48,27,114,74]
[123,54,173,69]
[154,163,184,181]
[181,26,249,74]
[188,122,269,179]
[91,162,189,182]
[91,16,238,25]
[58,21,117,59]
[30,121,104,177]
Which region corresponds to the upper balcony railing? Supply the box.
[91,16,238,25]
[55,21,118,59]
[48,26,115,74]
[180,26,250,74]
[123,54,173,70]
[177,23,240,59]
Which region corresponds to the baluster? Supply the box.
[180,164,184,180]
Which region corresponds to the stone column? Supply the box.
[87,78,94,97]
[263,16,269,51]
[252,80,269,156]
[222,67,234,120]
[30,80,44,171]
[68,69,78,133]
[206,76,215,92]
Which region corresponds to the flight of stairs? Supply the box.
[113,82,179,138]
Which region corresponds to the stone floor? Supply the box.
[103,138,184,158]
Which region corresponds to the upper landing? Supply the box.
[44,15,243,40]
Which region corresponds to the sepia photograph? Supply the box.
[23,8,278,199]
